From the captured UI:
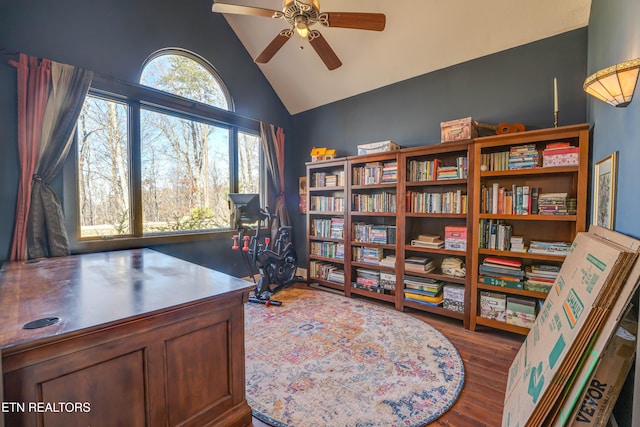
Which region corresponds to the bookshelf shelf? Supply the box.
[475,316,531,335]
[480,165,579,177]
[405,178,468,187]
[403,299,466,320]
[470,123,589,335]
[308,255,345,264]
[479,214,577,222]
[478,248,567,262]
[350,241,396,250]
[406,212,467,219]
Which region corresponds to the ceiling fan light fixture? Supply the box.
[294,15,309,38]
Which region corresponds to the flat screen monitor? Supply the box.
[228,193,260,225]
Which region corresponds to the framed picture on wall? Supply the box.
[593,151,618,230]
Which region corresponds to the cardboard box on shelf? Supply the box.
[356,140,400,155]
[441,117,478,143]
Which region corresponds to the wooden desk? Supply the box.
[0,249,253,427]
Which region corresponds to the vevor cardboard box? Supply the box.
[548,225,640,426]
[502,230,638,427]
[566,313,637,427]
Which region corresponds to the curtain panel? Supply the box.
[9,54,92,261]
[260,122,291,245]
[9,54,51,261]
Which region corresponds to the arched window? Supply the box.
[140,50,232,111]
[73,49,261,241]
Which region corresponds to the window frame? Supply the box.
[64,73,263,253]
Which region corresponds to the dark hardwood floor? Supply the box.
[248,286,525,427]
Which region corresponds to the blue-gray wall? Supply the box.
[586,1,640,425]
[0,0,291,275]
[288,29,589,265]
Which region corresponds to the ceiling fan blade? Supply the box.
[211,2,281,19]
[255,29,293,64]
[319,12,386,31]
[308,30,342,70]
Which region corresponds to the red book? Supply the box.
[483,257,522,269]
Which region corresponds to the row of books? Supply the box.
[352,161,398,186]
[310,195,344,212]
[478,219,515,251]
[481,142,579,172]
[352,247,384,265]
[481,184,540,215]
[351,192,397,213]
[311,217,344,239]
[309,261,345,284]
[310,241,344,259]
[352,223,396,244]
[310,171,345,188]
[353,268,394,295]
[406,156,468,182]
[405,189,468,214]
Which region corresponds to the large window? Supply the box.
[74,50,262,240]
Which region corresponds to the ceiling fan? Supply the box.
[211,0,386,70]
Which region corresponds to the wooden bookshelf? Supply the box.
[304,124,588,335]
[306,158,348,291]
[469,123,590,335]
[398,140,473,326]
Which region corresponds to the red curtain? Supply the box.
[9,54,51,261]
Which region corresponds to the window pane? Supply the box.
[140,53,230,110]
[238,131,261,194]
[141,109,230,233]
[77,96,131,238]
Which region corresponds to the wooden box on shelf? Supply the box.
[469,123,589,335]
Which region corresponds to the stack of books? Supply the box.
[327,269,345,284]
[381,160,398,183]
[528,240,571,256]
[538,192,568,215]
[379,255,396,268]
[508,144,540,170]
[410,233,444,249]
[354,268,380,289]
[436,165,460,180]
[524,264,559,293]
[478,257,524,289]
[404,256,436,273]
[510,235,526,252]
[404,275,443,306]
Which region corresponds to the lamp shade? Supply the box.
[583,58,640,107]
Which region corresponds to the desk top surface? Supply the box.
[0,249,252,351]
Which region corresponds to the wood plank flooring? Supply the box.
[249,288,525,427]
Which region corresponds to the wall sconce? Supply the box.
[583,58,640,107]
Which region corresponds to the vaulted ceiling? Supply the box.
[215,0,592,114]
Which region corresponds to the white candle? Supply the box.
[554,77,558,112]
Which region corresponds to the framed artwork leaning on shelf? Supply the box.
[593,151,618,229]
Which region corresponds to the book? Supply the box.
[483,257,522,268]
[417,233,440,242]
[479,275,524,289]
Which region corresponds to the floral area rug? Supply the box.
[244,288,465,427]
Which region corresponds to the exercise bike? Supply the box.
[229,194,299,306]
